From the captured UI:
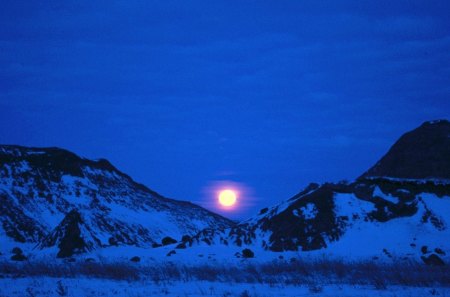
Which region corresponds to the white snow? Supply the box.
[373,186,399,204]
[333,193,376,219]
[103,202,186,241]
[420,193,450,221]
[314,193,450,260]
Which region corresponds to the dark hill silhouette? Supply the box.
[360,120,450,180]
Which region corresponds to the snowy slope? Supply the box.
[174,179,449,263]
[0,145,234,257]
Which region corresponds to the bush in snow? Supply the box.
[130,256,140,263]
[421,254,445,266]
[161,236,177,246]
[10,247,27,261]
[242,248,254,258]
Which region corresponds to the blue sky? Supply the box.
[1,1,449,218]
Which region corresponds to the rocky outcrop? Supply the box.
[38,210,98,258]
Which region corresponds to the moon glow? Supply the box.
[218,189,237,207]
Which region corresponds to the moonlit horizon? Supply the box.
[1,1,449,219]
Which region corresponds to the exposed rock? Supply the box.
[259,208,268,215]
[10,247,27,261]
[181,235,192,242]
[11,253,27,261]
[421,246,428,254]
[11,247,22,255]
[435,248,446,255]
[259,186,341,252]
[108,237,118,246]
[0,191,46,243]
[38,210,98,258]
[175,243,186,249]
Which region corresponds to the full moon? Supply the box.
[218,189,237,207]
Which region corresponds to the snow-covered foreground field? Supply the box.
[1,259,449,296]
[1,277,449,297]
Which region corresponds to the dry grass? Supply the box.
[0,260,140,281]
[1,258,448,287]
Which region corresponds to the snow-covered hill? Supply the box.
[172,120,450,263]
[1,120,449,263]
[0,145,234,257]
[180,179,449,261]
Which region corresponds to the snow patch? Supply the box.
[373,186,399,204]
[293,203,318,219]
[334,193,376,218]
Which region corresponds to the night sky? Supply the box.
[1,1,449,219]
